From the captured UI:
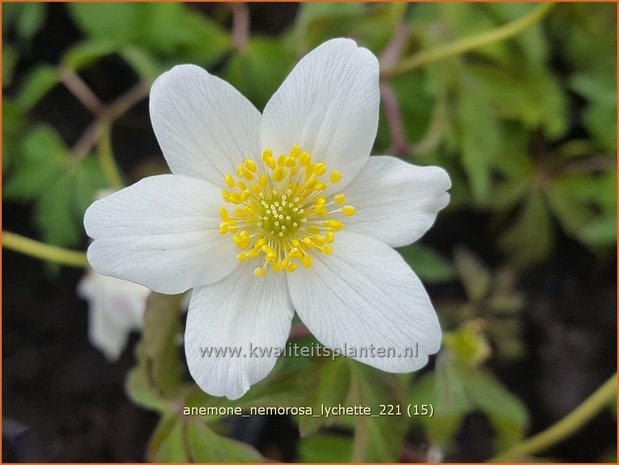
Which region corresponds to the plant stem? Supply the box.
[489,372,617,462]
[97,125,124,189]
[384,2,556,78]
[3,231,89,268]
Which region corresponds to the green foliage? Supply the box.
[14,65,59,112]
[398,243,456,283]
[2,3,47,45]
[68,3,232,74]
[299,434,354,462]
[348,362,407,461]
[147,414,263,462]
[4,126,107,248]
[409,352,528,453]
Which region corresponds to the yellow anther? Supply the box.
[272,166,286,182]
[265,157,276,169]
[313,163,327,176]
[225,174,235,188]
[254,267,267,277]
[324,219,343,230]
[334,193,346,204]
[219,144,353,277]
[242,169,254,181]
[247,248,260,259]
[300,152,312,166]
[286,262,297,272]
[342,205,356,216]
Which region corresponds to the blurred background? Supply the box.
[2,2,616,462]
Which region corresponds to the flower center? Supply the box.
[218,145,355,276]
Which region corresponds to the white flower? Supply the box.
[84,38,451,399]
[77,269,150,361]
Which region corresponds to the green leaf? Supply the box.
[186,418,263,462]
[499,192,553,267]
[147,414,189,462]
[299,358,350,436]
[224,37,293,110]
[298,433,354,462]
[398,243,456,283]
[2,102,26,172]
[349,361,407,462]
[69,3,139,44]
[68,3,232,65]
[460,366,528,451]
[453,248,491,302]
[3,47,18,87]
[125,366,166,413]
[139,293,185,397]
[408,355,471,448]
[185,362,307,419]
[545,171,616,247]
[14,65,59,111]
[5,125,68,201]
[62,39,118,71]
[119,46,163,83]
[457,74,501,203]
[3,3,47,43]
[570,73,617,152]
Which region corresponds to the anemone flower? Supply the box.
[84,38,451,399]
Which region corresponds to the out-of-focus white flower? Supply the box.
[84,38,451,399]
[77,269,150,361]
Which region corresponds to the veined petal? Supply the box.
[150,64,262,185]
[288,232,441,372]
[344,156,451,247]
[185,264,293,400]
[262,38,379,190]
[84,175,238,294]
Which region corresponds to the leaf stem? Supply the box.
[489,372,617,462]
[3,231,89,268]
[97,125,124,189]
[384,2,556,78]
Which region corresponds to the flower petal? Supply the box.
[261,38,379,190]
[150,64,262,185]
[77,271,150,361]
[344,156,451,247]
[288,232,441,372]
[84,175,238,294]
[185,264,293,399]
